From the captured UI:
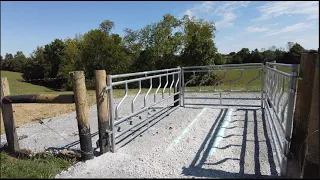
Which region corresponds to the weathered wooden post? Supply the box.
[95,70,109,154]
[71,71,94,161]
[1,77,19,153]
[174,66,181,107]
[286,52,319,178]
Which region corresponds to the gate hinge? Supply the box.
[96,130,112,151]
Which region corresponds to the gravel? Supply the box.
[1,92,281,178]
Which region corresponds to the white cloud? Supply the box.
[253,1,319,21]
[225,36,235,41]
[246,25,269,32]
[182,1,250,28]
[216,13,237,28]
[264,22,314,36]
[246,23,279,32]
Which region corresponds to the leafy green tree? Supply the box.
[250,49,263,63]
[22,46,46,80]
[80,28,131,78]
[58,38,82,90]
[237,48,250,63]
[3,53,14,71]
[214,53,225,65]
[99,20,115,35]
[132,14,183,71]
[44,39,66,78]
[232,54,242,64]
[12,51,27,72]
[180,15,217,66]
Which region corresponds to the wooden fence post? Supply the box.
[286,52,318,178]
[95,70,109,154]
[71,71,94,161]
[302,51,319,178]
[1,77,19,153]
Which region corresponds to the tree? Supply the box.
[232,54,242,64]
[237,48,250,63]
[286,42,295,52]
[99,20,115,35]
[250,49,263,63]
[284,43,305,64]
[22,46,46,80]
[132,14,183,71]
[262,49,276,63]
[44,39,66,78]
[58,38,82,90]
[214,53,225,65]
[12,51,27,72]
[3,53,14,70]
[180,15,217,67]
[80,28,131,78]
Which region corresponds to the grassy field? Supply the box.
[0,67,292,178]
[0,151,76,178]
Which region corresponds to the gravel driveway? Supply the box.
[1,93,281,178]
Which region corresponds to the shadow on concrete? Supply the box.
[182,108,279,179]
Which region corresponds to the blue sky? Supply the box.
[1,1,319,57]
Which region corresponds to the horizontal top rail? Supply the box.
[183,67,261,73]
[266,66,292,77]
[2,94,75,104]
[182,63,262,70]
[110,67,180,79]
[111,71,180,86]
[266,62,293,68]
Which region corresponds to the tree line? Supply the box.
[0,14,312,90]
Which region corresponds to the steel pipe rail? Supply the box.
[111,68,180,79]
[112,71,180,86]
[182,63,262,70]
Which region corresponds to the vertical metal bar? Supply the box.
[174,71,180,107]
[281,64,298,176]
[178,67,182,107]
[219,92,222,105]
[169,74,174,96]
[277,76,285,114]
[107,75,116,153]
[273,73,279,106]
[115,82,128,121]
[154,76,161,102]
[132,80,141,113]
[261,63,264,108]
[144,78,152,107]
[181,68,185,107]
[162,73,169,99]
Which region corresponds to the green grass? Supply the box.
[1,71,58,95]
[0,152,76,178]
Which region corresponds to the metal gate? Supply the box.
[263,62,298,176]
[181,63,264,107]
[104,62,299,177]
[107,68,181,152]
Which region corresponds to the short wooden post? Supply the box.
[174,67,181,107]
[71,71,94,161]
[286,52,318,178]
[1,77,19,153]
[95,70,109,154]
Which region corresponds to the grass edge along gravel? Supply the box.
[0,148,78,179]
